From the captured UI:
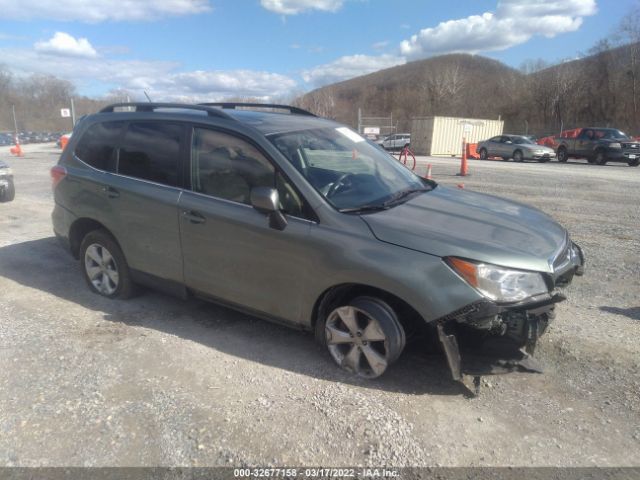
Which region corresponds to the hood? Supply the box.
[523,144,554,152]
[361,186,567,273]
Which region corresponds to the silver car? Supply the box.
[478,135,556,162]
[379,133,411,151]
[52,103,584,385]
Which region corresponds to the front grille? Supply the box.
[622,143,639,150]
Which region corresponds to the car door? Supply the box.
[104,121,186,286]
[484,136,501,157]
[178,126,313,324]
[575,129,593,157]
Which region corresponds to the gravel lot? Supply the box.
[0,143,639,467]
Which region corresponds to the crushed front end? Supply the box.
[437,241,585,382]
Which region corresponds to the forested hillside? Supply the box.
[295,42,640,137]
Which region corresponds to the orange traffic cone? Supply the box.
[457,138,468,177]
[425,163,432,180]
[10,135,23,157]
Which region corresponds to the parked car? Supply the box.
[51,102,584,382]
[0,160,15,202]
[378,133,411,151]
[477,135,556,162]
[556,128,640,166]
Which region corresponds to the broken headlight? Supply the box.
[446,257,548,303]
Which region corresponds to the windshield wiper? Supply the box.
[339,204,390,214]
[381,187,429,207]
[338,188,430,214]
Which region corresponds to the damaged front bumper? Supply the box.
[437,242,585,381]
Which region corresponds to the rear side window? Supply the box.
[118,122,182,187]
[74,121,125,171]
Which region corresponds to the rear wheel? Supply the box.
[479,148,488,160]
[557,147,568,163]
[0,179,15,202]
[317,296,405,379]
[80,230,136,299]
[628,159,639,167]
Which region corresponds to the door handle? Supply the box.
[182,210,206,224]
[102,186,119,198]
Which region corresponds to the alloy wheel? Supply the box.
[84,243,119,295]
[325,305,391,378]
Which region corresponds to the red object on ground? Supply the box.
[466,143,480,159]
[457,184,465,189]
[537,136,559,149]
[9,135,24,157]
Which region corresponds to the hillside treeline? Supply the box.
[0,66,113,133]
[295,40,640,138]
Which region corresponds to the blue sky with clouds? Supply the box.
[0,0,637,100]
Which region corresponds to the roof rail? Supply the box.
[199,102,316,117]
[99,103,234,120]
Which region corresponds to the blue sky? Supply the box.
[0,0,637,100]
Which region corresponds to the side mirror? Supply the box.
[250,187,288,231]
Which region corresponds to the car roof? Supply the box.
[94,103,345,137]
[224,109,341,136]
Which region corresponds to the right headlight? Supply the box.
[446,257,548,303]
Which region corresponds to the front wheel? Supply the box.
[317,296,406,379]
[629,159,639,167]
[513,150,524,162]
[479,148,488,160]
[80,230,136,299]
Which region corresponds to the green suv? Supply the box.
[51,103,584,383]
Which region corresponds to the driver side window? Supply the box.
[190,128,307,218]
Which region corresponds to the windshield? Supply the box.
[597,129,629,139]
[513,136,535,145]
[269,127,430,212]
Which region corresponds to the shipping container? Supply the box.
[410,116,504,156]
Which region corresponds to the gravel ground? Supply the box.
[0,144,639,467]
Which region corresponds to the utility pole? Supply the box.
[357,108,362,134]
[70,97,76,127]
[11,104,18,135]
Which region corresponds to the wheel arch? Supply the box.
[311,283,425,339]
[69,218,120,259]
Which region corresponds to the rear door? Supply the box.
[104,121,186,285]
[178,126,313,324]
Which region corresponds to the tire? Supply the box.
[479,148,488,160]
[316,296,406,379]
[594,150,607,166]
[557,147,568,163]
[513,150,524,162]
[628,159,639,167]
[0,179,15,202]
[80,229,136,299]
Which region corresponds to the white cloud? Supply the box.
[34,32,98,58]
[260,0,345,15]
[302,54,406,87]
[0,46,297,102]
[0,0,211,22]
[400,0,598,60]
